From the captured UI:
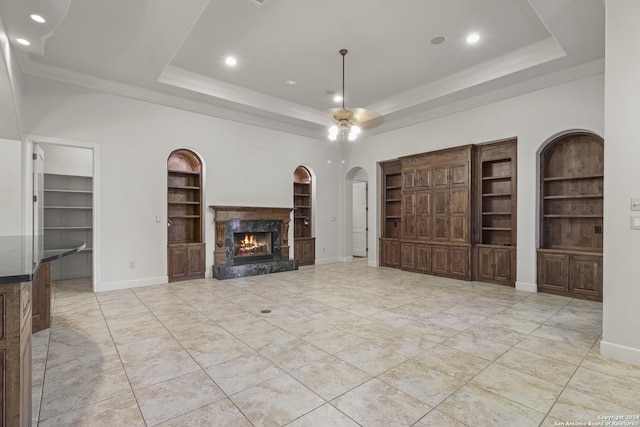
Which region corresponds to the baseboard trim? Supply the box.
[368,259,378,267]
[600,340,640,366]
[516,281,537,293]
[97,276,168,292]
[315,257,344,265]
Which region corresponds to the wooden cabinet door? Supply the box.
[450,162,470,187]
[380,239,401,268]
[403,170,415,190]
[401,243,416,270]
[478,247,512,284]
[416,244,432,272]
[493,248,512,284]
[416,191,431,240]
[477,247,495,281]
[168,245,188,282]
[416,167,431,189]
[431,246,449,275]
[187,243,205,278]
[537,253,568,292]
[402,193,416,238]
[449,247,470,279]
[295,238,316,266]
[450,188,469,243]
[432,190,449,241]
[432,164,449,189]
[569,255,602,297]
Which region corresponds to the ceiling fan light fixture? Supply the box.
[328,49,359,142]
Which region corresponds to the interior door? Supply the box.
[352,180,367,257]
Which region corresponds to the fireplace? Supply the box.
[233,232,273,263]
[211,206,298,279]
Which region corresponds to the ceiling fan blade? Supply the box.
[353,108,383,130]
[324,107,384,131]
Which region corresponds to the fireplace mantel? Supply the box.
[211,206,292,222]
[210,205,297,279]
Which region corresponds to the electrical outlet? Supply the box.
[631,216,640,230]
[129,261,136,269]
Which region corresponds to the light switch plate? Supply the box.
[632,198,640,211]
[631,216,640,230]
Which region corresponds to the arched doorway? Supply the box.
[345,167,369,260]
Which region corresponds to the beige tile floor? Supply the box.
[31,259,640,426]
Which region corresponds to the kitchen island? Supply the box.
[0,236,84,427]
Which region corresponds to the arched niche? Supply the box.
[293,165,315,265]
[167,149,205,281]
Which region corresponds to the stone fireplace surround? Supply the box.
[211,206,299,280]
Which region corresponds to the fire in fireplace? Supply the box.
[234,232,272,258]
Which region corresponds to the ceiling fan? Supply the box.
[328,49,382,141]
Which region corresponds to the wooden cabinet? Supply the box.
[1,279,33,427]
[426,245,470,280]
[538,251,602,300]
[477,246,513,285]
[538,132,603,301]
[380,238,401,268]
[294,237,316,266]
[398,146,472,280]
[167,243,205,281]
[43,174,93,280]
[474,139,517,286]
[380,142,519,285]
[168,149,205,282]
[294,166,315,266]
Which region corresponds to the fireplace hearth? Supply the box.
[211,206,298,279]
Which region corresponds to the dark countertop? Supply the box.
[0,236,85,284]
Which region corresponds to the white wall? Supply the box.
[602,0,640,365]
[22,75,341,291]
[0,138,23,235]
[342,73,605,291]
[41,144,93,177]
[0,14,22,140]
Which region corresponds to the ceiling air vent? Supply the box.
[245,0,267,7]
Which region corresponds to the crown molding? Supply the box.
[159,64,328,125]
[18,49,602,144]
[21,58,327,140]
[366,58,605,137]
[367,37,566,116]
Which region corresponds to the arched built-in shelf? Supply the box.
[167,149,205,282]
[293,166,315,265]
[537,132,603,301]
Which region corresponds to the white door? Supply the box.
[352,180,367,257]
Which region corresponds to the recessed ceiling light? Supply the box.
[333,95,343,103]
[430,36,446,45]
[224,56,237,67]
[466,32,480,44]
[30,14,46,23]
[285,80,296,86]
[16,38,31,46]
